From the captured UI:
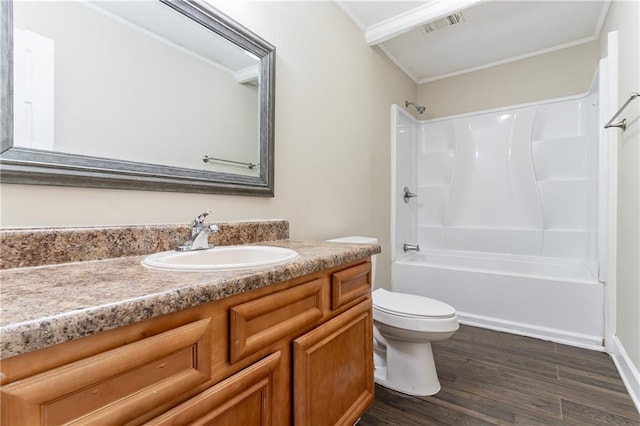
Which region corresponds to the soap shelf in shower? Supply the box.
[418,183,451,188]
[536,177,589,183]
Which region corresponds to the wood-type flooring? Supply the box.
[360,325,640,425]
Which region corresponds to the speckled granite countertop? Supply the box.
[0,240,380,359]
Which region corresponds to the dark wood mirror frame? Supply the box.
[0,0,275,196]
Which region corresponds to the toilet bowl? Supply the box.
[326,236,459,397]
[372,288,458,396]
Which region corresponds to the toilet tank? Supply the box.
[326,236,378,288]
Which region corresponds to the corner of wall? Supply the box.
[612,336,640,413]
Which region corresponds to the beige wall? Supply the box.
[0,1,416,288]
[599,1,640,372]
[417,41,599,119]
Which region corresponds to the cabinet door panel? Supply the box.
[293,299,374,426]
[230,278,324,363]
[148,351,281,426]
[331,262,371,309]
[1,318,213,425]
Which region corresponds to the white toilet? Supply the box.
[327,236,459,396]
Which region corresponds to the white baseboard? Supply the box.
[611,336,640,413]
[457,311,605,351]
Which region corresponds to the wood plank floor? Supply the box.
[359,325,640,425]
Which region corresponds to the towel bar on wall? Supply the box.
[604,92,639,131]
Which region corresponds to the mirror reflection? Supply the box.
[13,0,261,177]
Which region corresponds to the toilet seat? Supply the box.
[372,288,458,333]
[372,288,455,319]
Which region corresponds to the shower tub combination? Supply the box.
[391,89,604,349]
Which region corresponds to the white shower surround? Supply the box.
[391,91,604,349]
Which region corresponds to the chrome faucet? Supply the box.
[403,243,420,253]
[176,211,220,252]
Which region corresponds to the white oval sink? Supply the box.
[142,245,299,272]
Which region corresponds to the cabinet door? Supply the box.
[293,299,373,426]
[148,351,281,426]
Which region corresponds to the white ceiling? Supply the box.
[337,0,610,84]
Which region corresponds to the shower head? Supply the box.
[405,101,426,115]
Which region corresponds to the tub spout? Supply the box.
[403,244,420,252]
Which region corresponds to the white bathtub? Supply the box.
[392,250,605,349]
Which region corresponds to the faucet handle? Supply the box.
[403,187,417,204]
[191,211,211,235]
[197,211,211,221]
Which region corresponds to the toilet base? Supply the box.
[374,370,441,397]
[373,337,442,396]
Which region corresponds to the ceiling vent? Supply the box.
[422,12,465,34]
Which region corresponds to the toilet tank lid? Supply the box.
[372,289,456,319]
[326,236,378,244]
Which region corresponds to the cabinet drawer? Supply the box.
[148,351,281,426]
[331,262,371,310]
[1,318,213,425]
[230,278,324,363]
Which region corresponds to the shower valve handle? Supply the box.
[403,187,417,203]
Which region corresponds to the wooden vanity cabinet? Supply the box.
[0,259,374,425]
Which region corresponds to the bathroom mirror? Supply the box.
[0,0,275,196]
